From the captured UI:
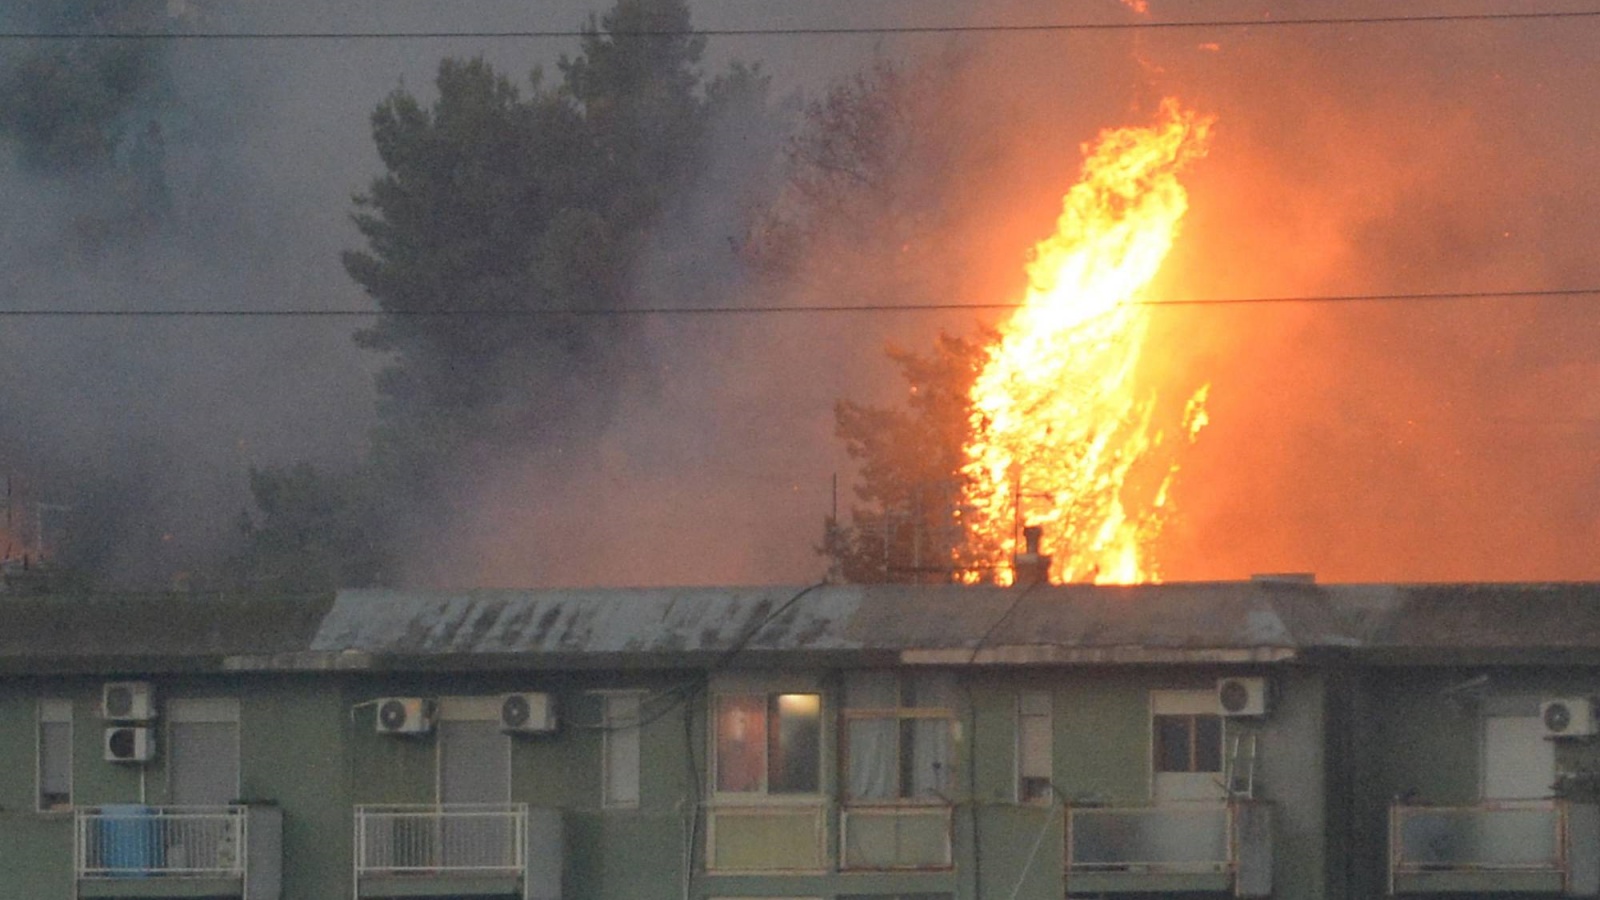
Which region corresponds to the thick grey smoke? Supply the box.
[0,1,593,584]
[423,0,1600,587]
[8,0,1596,588]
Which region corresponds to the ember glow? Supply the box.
[959,99,1213,585]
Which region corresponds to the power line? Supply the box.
[0,287,1594,319]
[4,9,1600,41]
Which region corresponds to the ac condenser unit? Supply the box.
[500,693,557,734]
[102,682,157,721]
[1217,677,1269,717]
[1541,697,1597,738]
[105,726,157,763]
[375,698,436,735]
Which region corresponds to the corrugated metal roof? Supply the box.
[310,582,1349,662]
[0,592,334,671]
[6,581,1600,672]
[1354,583,1600,649]
[312,586,867,656]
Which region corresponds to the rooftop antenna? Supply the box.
[2,475,12,562]
[35,503,71,561]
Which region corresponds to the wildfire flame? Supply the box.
[960,98,1213,584]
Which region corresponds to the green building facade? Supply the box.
[3,581,1600,899]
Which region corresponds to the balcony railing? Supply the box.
[1389,799,1600,894]
[76,805,246,878]
[1065,800,1272,897]
[1068,802,1231,873]
[355,803,528,875]
[841,803,954,870]
[705,802,827,872]
[1392,800,1561,872]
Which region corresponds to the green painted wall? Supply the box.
[0,659,1389,900]
[242,678,352,900]
[0,681,75,894]
[1056,672,1153,803]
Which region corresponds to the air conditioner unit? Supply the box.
[102,682,157,721]
[105,726,157,763]
[500,693,557,734]
[375,698,436,735]
[1217,677,1269,717]
[1541,697,1597,738]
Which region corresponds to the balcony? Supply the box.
[705,802,827,873]
[841,804,954,870]
[74,804,282,899]
[354,803,562,899]
[1389,799,1600,895]
[1065,800,1271,897]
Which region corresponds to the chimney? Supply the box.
[1250,572,1316,585]
[1013,525,1051,586]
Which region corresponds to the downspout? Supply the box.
[964,672,982,900]
[681,679,704,900]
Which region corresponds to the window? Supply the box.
[168,699,240,806]
[435,697,510,805]
[1017,691,1052,804]
[601,692,642,808]
[843,672,957,803]
[1154,714,1222,774]
[436,698,513,870]
[707,682,827,872]
[714,692,821,795]
[38,699,72,811]
[1150,690,1224,802]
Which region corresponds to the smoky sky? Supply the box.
[3,0,1598,587]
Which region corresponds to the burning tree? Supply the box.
[819,97,1215,585]
[960,99,1215,584]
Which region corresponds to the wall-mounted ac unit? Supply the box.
[105,726,156,763]
[375,698,436,735]
[500,693,557,734]
[1541,697,1597,738]
[1217,677,1269,717]
[102,682,156,721]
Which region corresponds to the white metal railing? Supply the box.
[76,805,246,878]
[1067,802,1231,873]
[1390,800,1565,874]
[355,803,527,875]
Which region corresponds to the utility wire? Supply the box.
[1,287,1595,319]
[3,8,1600,40]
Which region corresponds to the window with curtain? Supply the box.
[843,672,957,804]
[38,699,72,811]
[713,692,821,795]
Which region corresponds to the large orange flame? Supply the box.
[960,98,1213,584]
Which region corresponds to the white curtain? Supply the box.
[909,718,953,798]
[845,671,955,800]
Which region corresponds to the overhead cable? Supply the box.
[0,287,1595,319]
[3,8,1600,41]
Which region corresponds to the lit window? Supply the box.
[714,693,821,795]
[1017,691,1052,804]
[38,699,72,811]
[843,672,957,803]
